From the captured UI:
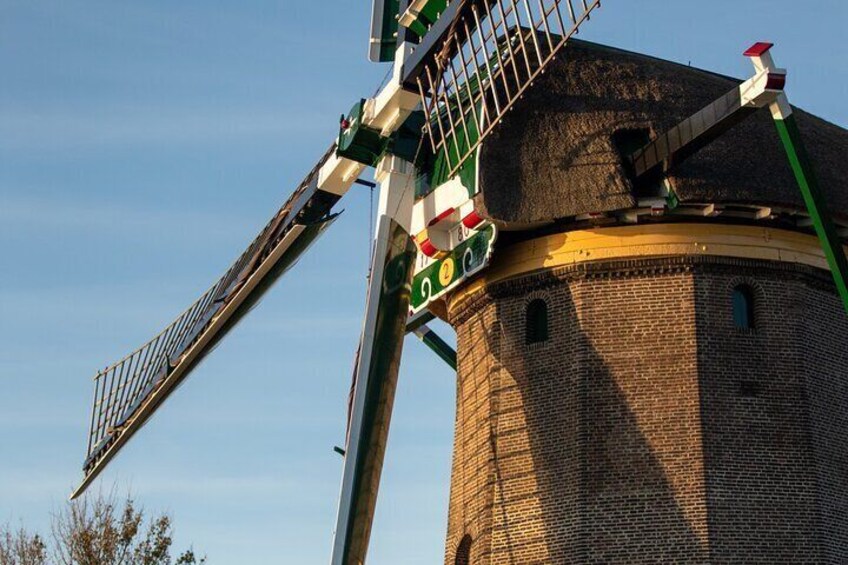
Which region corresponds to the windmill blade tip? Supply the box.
[69,482,87,501]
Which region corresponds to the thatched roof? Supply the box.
[476,40,848,224]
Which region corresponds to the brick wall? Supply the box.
[444,255,848,564]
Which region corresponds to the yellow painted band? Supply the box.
[449,224,846,314]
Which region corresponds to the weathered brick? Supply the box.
[443,254,848,564]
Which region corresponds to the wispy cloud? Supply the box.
[0,472,312,503]
[0,193,256,240]
[0,107,329,150]
[0,406,80,430]
[0,471,73,500]
[5,0,312,52]
[132,475,306,497]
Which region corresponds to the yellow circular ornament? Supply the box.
[438,257,455,286]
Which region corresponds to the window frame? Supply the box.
[525,297,550,345]
[731,284,756,331]
[454,534,472,565]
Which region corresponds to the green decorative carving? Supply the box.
[410,224,496,312]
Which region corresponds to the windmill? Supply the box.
[72,1,848,564]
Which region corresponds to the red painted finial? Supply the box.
[744,42,774,57]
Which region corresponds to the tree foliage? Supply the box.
[0,493,204,565]
[0,527,47,565]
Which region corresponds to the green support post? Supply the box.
[413,324,457,370]
[772,100,848,314]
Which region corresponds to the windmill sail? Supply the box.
[73,146,343,499]
[402,0,601,178]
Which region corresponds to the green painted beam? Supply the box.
[405,0,448,37]
[414,324,457,370]
[379,0,400,61]
[334,218,416,565]
[774,112,848,314]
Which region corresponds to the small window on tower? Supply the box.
[732,285,756,330]
[526,299,549,344]
[455,535,472,565]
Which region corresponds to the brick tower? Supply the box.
[440,41,848,564]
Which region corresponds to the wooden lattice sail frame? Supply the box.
[403,0,601,178]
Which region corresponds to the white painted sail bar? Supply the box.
[330,157,417,565]
[630,60,787,179]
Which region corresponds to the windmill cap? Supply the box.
[474,39,848,226]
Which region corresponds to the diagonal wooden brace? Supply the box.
[628,42,848,315]
[630,60,786,180]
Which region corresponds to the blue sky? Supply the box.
[1,1,846,563]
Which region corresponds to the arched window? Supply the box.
[526,298,549,344]
[732,285,755,330]
[455,535,472,565]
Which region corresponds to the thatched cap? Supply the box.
[477,40,848,224]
